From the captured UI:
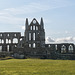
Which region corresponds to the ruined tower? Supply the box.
[25,18,45,48]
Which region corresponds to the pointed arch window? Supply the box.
[30,26,32,30]
[48,45,50,48]
[9,40,11,44]
[55,45,57,50]
[29,33,31,40]
[33,43,36,48]
[13,38,18,43]
[36,26,38,30]
[33,33,35,40]
[33,26,35,30]
[2,39,4,44]
[61,45,66,53]
[6,39,9,44]
[29,44,31,48]
[68,45,73,53]
[7,45,9,52]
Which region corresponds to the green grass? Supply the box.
[0,59,75,75]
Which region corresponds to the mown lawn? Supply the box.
[0,59,75,75]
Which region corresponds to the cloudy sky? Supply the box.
[0,0,75,43]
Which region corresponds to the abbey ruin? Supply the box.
[0,18,75,59]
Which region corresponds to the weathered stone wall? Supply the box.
[0,32,21,52]
[0,18,75,59]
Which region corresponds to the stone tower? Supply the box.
[25,18,45,48]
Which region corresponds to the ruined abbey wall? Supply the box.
[0,32,21,52]
[0,18,75,59]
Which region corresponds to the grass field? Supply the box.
[0,59,75,75]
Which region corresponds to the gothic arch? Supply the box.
[33,43,36,48]
[61,45,66,53]
[6,39,9,44]
[13,38,18,43]
[68,45,74,53]
[2,39,4,44]
[9,39,11,44]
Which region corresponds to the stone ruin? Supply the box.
[0,18,75,59]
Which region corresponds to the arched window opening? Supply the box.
[7,45,9,52]
[33,33,35,40]
[14,34,16,37]
[15,45,17,47]
[20,38,22,41]
[30,26,32,30]
[33,26,35,30]
[48,45,50,48]
[9,40,11,44]
[2,40,4,44]
[61,45,66,53]
[68,45,73,53]
[55,45,57,50]
[6,39,9,44]
[33,43,36,48]
[29,44,31,48]
[8,34,9,37]
[29,33,31,40]
[0,34,2,36]
[0,46,2,52]
[36,26,38,30]
[13,38,18,43]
